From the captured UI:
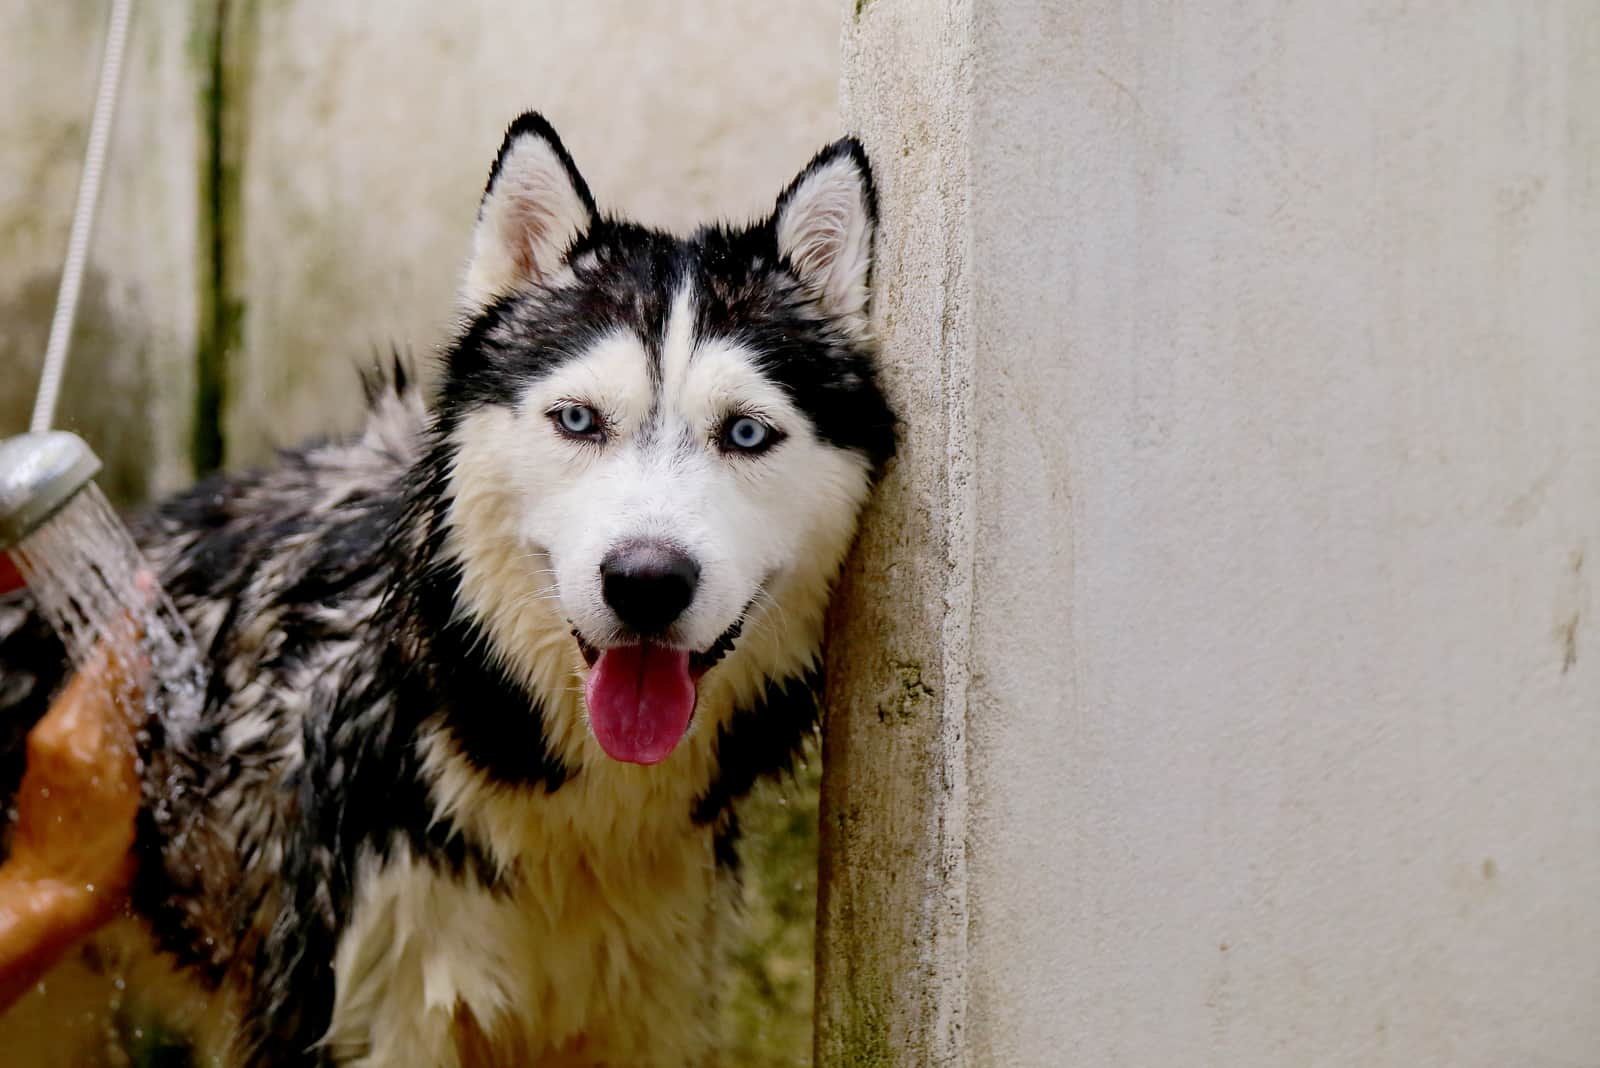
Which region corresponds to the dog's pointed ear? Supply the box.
[462,112,597,310]
[772,138,877,333]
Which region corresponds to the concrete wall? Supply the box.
[822,1,1600,1065]
[0,1,203,502]
[222,0,843,465]
[817,0,975,1062]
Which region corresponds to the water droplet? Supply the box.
[12,484,205,728]
[84,883,95,894]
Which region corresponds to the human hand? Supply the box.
[0,631,145,1010]
[9,635,144,902]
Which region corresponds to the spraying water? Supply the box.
[8,482,203,724]
[0,443,206,1057]
[0,430,204,728]
[0,0,208,1052]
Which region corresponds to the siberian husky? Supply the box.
[0,112,894,1066]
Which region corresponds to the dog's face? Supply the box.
[438,114,893,767]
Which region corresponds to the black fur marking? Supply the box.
[424,612,573,794]
[357,349,412,409]
[775,137,879,229]
[440,224,680,421]
[687,218,896,475]
[690,617,743,675]
[692,671,821,829]
[482,110,598,222]
[118,426,535,1064]
[390,435,573,793]
[711,810,742,873]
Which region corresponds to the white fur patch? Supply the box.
[462,133,593,312]
[775,154,875,333]
[326,830,729,1067]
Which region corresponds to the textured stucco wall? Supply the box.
[826,1,1600,1065]
[221,0,843,465]
[818,0,974,1064]
[0,1,202,501]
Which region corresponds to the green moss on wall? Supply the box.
[721,738,823,1066]
[191,0,253,476]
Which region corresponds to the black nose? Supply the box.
[600,541,700,634]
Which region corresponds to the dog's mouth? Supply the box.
[570,618,745,766]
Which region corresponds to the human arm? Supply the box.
[0,644,142,1011]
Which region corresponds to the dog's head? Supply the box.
[435,113,893,767]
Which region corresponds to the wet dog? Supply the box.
[0,112,893,1066]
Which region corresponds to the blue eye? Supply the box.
[723,416,778,454]
[553,404,601,438]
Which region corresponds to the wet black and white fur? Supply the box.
[0,113,893,1066]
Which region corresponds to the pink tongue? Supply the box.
[584,644,696,765]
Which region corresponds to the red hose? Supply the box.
[0,552,24,595]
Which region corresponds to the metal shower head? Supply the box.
[0,431,103,552]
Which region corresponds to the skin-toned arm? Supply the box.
[0,641,143,1012]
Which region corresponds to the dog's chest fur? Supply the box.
[327,756,731,1068]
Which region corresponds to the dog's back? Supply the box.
[0,364,428,1062]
